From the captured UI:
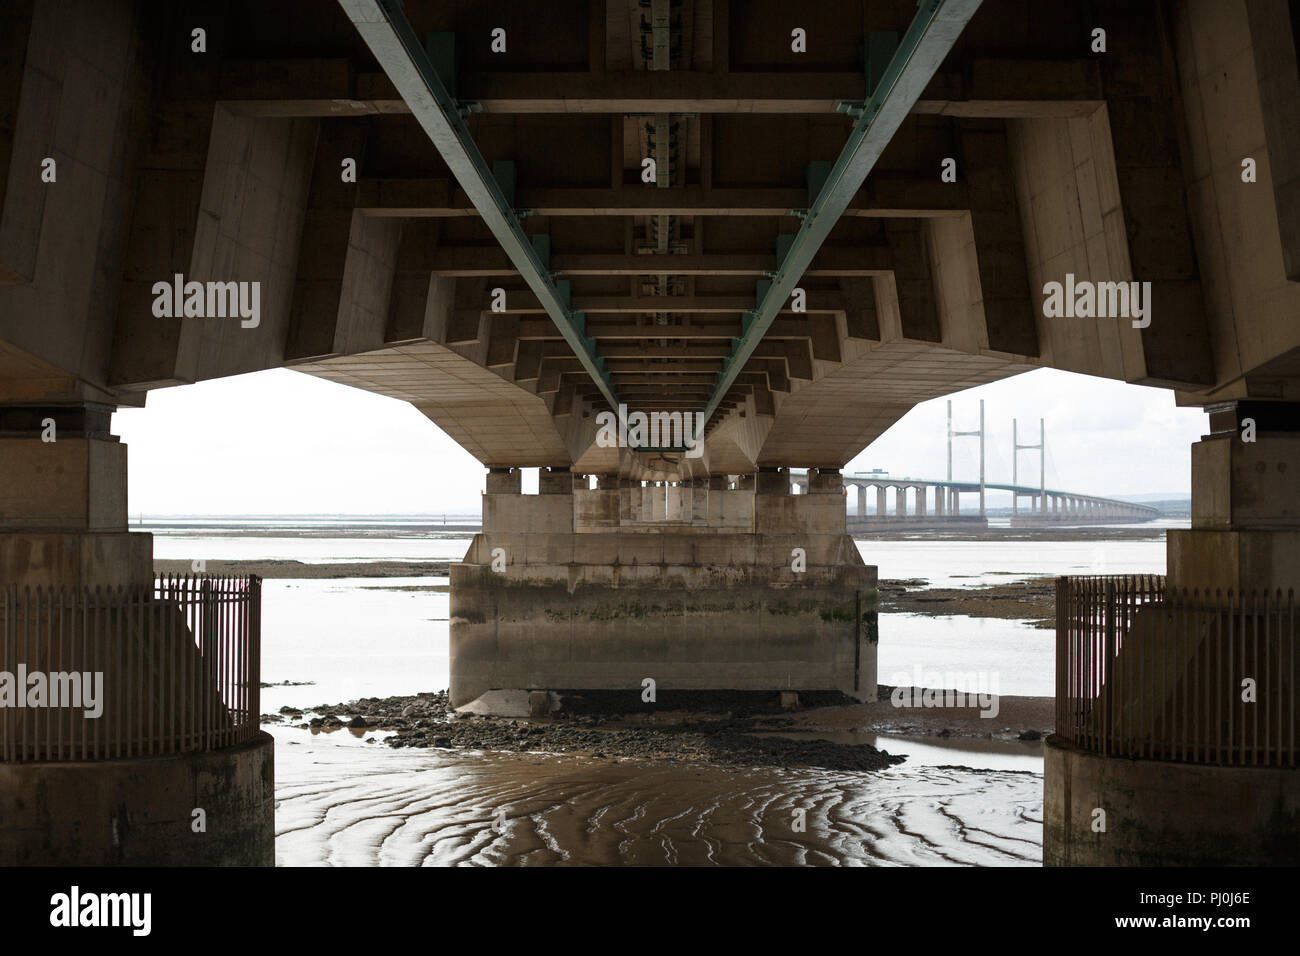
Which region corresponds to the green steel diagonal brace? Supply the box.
[338,0,620,411]
[701,0,982,430]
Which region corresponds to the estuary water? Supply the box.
[147,519,1173,866]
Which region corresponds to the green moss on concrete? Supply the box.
[820,605,856,623]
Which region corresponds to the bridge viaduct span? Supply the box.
[827,473,1159,528]
[0,0,1297,866]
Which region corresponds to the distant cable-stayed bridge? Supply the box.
[794,399,1159,528]
[800,470,1159,529]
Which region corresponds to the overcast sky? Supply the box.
[111,366,1207,516]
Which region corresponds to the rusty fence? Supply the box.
[1056,575,1297,767]
[0,576,261,761]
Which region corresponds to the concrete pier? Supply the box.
[0,404,275,865]
[1045,403,1300,866]
[451,467,877,710]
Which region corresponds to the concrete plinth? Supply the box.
[1044,736,1300,866]
[0,732,275,866]
[0,531,152,590]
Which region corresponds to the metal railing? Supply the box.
[1056,575,1296,767]
[0,576,261,761]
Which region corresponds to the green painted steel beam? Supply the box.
[701,0,982,430]
[338,0,619,411]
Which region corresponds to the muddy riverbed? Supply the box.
[879,576,1057,627]
[261,683,1052,773]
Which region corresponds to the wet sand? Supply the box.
[272,733,1042,866]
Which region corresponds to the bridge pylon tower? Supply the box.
[1012,418,1046,516]
[947,399,986,517]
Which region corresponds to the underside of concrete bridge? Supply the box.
[1,0,1298,866]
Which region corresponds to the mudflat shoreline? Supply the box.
[154,558,451,578]
[880,576,1057,627]
[262,687,1051,772]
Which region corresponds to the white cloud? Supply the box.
[112,365,1206,515]
[846,368,1206,497]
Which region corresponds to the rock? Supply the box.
[347,715,369,728]
[1017,729,1043,741]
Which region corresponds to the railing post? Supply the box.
[1055,576,1066,743]
[1103,579,1116,756]
[250,576,261,741]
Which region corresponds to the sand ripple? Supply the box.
[274,743,1041,866]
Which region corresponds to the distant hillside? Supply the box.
[982,495,1190,518]
[1112,493,1192,504]
[1111,495,1191,516]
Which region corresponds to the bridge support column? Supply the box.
[690,479,709,522]
[934,485,944,516]
[451,464,877,712]
[895,486,906,518]
[665,482,682,520]
[703,475,727,525]
[618,478,634,521]
[916,485,927,518]
[876,485,887,517]
[1048,401,1300,867]
[577,474,620,529]
[0,403,274,866]
[1167,402,1300,593]
[855,484,866,518]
